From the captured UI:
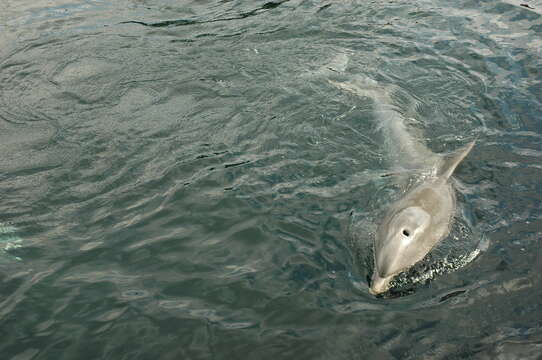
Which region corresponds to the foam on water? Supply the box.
[0,223,23,261]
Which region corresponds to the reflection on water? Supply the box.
[0,0,541,359]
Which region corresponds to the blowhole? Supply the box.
[402,229,410,237]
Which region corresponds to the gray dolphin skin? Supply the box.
[370,141,474,294]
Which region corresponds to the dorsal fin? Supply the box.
[438,140,475,179]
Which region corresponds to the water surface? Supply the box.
[1,0,541,359]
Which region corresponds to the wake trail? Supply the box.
[329,75,438,171]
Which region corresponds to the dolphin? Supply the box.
[328,73,475,295]
[370,140,474,294]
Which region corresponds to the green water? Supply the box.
[1,1,541,358]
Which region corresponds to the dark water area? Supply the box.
[1,0,542,359]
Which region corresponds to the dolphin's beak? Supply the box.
[370,273,393,295]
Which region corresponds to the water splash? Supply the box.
[396,248,481,287]
[0,223,23,261]
[382,232,487,296]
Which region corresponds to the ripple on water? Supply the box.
[0,0,541,359]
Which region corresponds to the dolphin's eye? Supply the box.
[402,229,410,237]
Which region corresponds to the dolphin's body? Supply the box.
[370,141,474,294]
[329,74,474,295]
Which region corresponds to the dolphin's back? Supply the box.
[329,75,437,170]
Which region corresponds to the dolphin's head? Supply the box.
[370,206,431,294]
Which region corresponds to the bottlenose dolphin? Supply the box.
[370,141,474,294]
[329,75,474,295]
